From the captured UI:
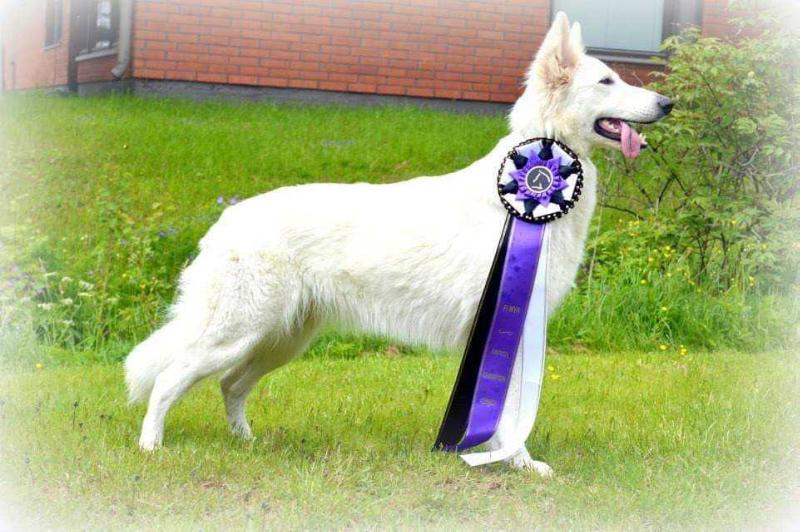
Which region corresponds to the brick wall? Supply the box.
[77,53,120,83]
[0,0,70,90]
[702,0,732,37]
[4,0,741,100]
[131,0,689,103]
[132,0,555,104]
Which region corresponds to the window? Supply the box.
[78,0,120,54]
[552,0,702,58]
[44,0,63,47]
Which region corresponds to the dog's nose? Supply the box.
[657,96,673,115]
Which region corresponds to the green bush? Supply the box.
[550,14,800,351]
[594,16,799,291]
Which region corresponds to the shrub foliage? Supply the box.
[596,17,799,290]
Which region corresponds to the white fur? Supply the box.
[125,12,669,474]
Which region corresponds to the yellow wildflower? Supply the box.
[550,374,561,381]
[658,344,668,351]
[35,363,44,370]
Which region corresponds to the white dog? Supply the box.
[125,12,672,475]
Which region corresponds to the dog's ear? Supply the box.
[570,22,585,53]
[532,11,582,88]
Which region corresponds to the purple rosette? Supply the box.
[509,153,567,207]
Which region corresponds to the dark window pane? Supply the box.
[44,0,63,47]
[84,0,119,52]
[663,0,703,38]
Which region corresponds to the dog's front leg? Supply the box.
[486,350,554,477]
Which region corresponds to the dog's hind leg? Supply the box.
[138,331,261,451]
[220,318,321,440]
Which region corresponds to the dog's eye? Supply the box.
[598,77,614,85]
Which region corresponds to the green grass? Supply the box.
[1,93,795,355]
[1,350,798,529]
[0,93,798,529]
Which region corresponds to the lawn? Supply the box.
[0,94,798,529]
[2,350,798,530]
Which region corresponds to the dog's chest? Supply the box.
[543,164,597,312]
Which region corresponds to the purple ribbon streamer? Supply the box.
[455,218,545,450]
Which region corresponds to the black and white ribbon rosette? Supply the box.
[497,138,584,223]
[435,138,583,466]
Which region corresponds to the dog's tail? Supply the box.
[124,320,182,404]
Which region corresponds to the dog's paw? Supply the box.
[138,434,162,452]
[508,454,554,477]
[230,423,254,441]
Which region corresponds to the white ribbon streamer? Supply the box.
[459,225,550,466]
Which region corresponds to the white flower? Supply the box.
[37,303,54,310]
[78,280,94,290]
[60,298,73,306]
[61,276,73,283]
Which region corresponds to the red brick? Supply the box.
[137,69,167,80]
[258,76,290,87]
[240,66,264,76]
[167,52,199,62]
[406,87,435,98]
[348,82,376,93]
[197,72,228,83]
[229,74,259,85]
[145,60,178,71]
[319,80,349,91]
[287,79,318,89]
[230,55,259,66]
[434,88,462,99]
[7,0,732,100]
[377,84,406,96]
[145,41,178,52]
[209,63,239,74]
[168,33,199,44]
[172,70,198,81]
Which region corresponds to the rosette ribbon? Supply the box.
[434,139,575,467]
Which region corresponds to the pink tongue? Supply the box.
[620,121,642,159]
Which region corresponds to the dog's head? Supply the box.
[509,12,673,159]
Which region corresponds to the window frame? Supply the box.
[76,0,120,57]
[549,0,703,62]
[44,0,63,49]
